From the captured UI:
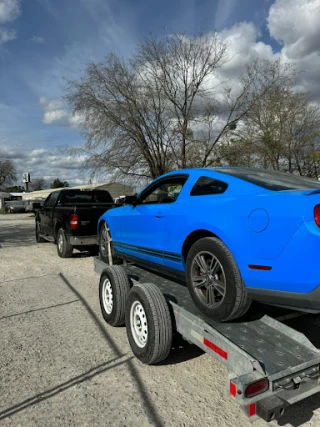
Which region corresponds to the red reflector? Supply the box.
[314,205,320,227]
[248,265,272,271]
[203,338,228,360]
[245,379,268,398]
[249,403,256,417]
[70,213,79,230]
[230,382,236,397]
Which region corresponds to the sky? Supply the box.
[1,0,320,187]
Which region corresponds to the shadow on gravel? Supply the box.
[160,334,204,366]
[0,356,132,421]
[277,392,320,427]
[0,223,35,247]
[59,273,165,427]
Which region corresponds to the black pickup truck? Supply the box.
[34,189,118,258]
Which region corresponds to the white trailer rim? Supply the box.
[130,301,148,348]
[102,278,113,314]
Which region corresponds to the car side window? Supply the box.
[190,176,228,196]
[140,177,188,205]
[43,194,51,207]
[48,192,59,207]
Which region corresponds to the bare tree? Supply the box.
[0,159,16,187]
[134,33,227,168]
[65,33,227,179]
[65,32,298,181]
[221,67,320,177]
[31,178,46,191]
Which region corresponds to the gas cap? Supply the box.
[248,209,269,233]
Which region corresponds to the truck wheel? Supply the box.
[35,221,46,243]
[186,237,250,322]
[57,228,73,258]
[99,224,121,264]
[99,266,131,326]
[125,282,173,365]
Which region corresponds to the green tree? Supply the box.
[51,179,69,188]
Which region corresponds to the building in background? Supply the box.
[21,182,134,201]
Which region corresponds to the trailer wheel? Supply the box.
[57,228,73,258]
[186,237,250,322]
[125,282,173,365]
[35,221,46,243]
[99,266,131,326]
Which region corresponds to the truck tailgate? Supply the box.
[64,204,116,236]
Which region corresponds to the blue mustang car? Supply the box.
[98,167,320,321]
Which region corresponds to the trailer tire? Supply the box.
[125,282,173,365]
[99,266,131,326]
[57,228,73,258]
[186,237,250,322]
[35,221,46,243]
[98,223,121,265]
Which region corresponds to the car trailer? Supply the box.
[94,255,320,423]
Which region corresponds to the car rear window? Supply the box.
[62,191,113,203]
[190,176,228,196]
[214,168,320,191]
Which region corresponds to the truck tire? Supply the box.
[186,237,250,322]
[125,282,173,365]
[99,223,121,265]
[35,221,46,243]
[99,266,131,326]
[57,228,73,258]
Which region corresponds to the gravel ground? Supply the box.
[1,213,320,427]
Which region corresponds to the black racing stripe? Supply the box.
[113,242,163,258]
[113,241,182,262]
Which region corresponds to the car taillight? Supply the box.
[245,379,269,398]
[70,213,79,229]
[314,205,320,227]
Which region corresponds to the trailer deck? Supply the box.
[94,257,320,422]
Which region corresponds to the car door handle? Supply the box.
[155,211,165,218]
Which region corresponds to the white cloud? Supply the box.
[267,0,320,99]
[0,27,15,43]
[32,35,45,44]
[40,97,83,128]
[214,0,237,29]
[0,0,20,44]
[0,143,91,186]
[0,0,20,24]
[268,0,320,58]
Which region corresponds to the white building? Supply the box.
[21,182,134,201]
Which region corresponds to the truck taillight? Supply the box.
[314,205,320,227]
[70,213,79,229]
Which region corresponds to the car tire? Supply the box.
[57,228,73,258]
[99,266,131,326]
[125,282,173,365]
[186,237,250,322]
[35,221,46,243]
[99,223,121,265]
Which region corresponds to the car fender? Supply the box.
[180,221,241,263]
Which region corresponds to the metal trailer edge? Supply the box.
[94,256,320,423]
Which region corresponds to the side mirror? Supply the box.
[33,202,41,210]
[124,195,138,205]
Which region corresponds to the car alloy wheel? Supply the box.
[191,251,226,307]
